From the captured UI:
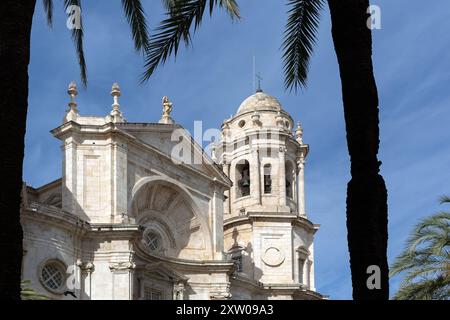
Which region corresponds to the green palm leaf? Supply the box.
[141,0,239,83]
[21,280,49,300]
[121,0,151,52]
[282,0,324,92]
[390,197,450,300]
[440,195,450,205]
[42,0,53,27]
[64,0,87,86]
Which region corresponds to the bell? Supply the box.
[240,177,250,187]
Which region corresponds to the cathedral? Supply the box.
[20,82,324,300]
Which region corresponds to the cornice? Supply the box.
[224,212,318,233]
[21,202,90,235]
[133,245,234,273]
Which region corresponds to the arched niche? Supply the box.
[129,177,212,260]
[235,159,250,198]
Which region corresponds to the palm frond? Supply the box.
[162,0,185,16]
[121,0,151,52]
[64,0,87,85]
[212,0,240,19]
[42,0,53,27]
[440,195,450,205]
[393,276,450,300]
[390,199,450,299]
[21,280,49,300]
[163,0,239,18]
[282,0,324,92]
[141,0,239,82]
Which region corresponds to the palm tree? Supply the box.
[20,280,49,300]
[390,197,450,300]
[0,0,238,300]
[1,0,388,300]
[326,0,389,300]
[0,0,153,300]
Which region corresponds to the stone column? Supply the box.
[109,262,136,300]
[278,147,286,206]
[211,180,224,259]
[62,137,78,215]
[297,154,306,216]
[223,162,231,215]
[229,161,236,214]
[251,147,261,204]
[293,167,298,211]
[112,141,128,223]
[78,261,95,300]
[308,244,316,291]
[306,260,312,289]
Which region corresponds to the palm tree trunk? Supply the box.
[327,0,389,299]
[0,0,36,300]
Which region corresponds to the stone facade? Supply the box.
[21,83,324,300]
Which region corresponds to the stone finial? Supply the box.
[64,81,79,123]
[110,83,125,123]
[211,143,217,162]
[159,96,174,124]
[221,119,231,140]
[295,122,303,144]
[68,81,78,105]
[111,83,121,103]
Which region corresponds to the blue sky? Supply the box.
[24,1,450,299]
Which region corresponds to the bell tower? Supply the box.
[216,90,322,300]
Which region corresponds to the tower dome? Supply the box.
[236,91,283,115]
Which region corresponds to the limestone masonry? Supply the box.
[21,83,324,300]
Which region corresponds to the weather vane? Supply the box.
[256,72,263,92]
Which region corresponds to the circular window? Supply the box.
[40,260,66,293]
[238,120,246,128]
[145,232,162,251]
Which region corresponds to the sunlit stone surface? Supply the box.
[21,84,324,300]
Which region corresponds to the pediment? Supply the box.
[120,123,231,187]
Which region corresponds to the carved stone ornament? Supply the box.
[173,282,186,300]
[159,96,174,124]
[109,261,136,272]
[77,260,95,273]
[210,283,232,300]
[262,247,285,267]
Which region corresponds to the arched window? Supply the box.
[263,164,272,194]
[285,161,294,199]
[142,228,165,254]
[145,232,162,251]
[236,160,250,198]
